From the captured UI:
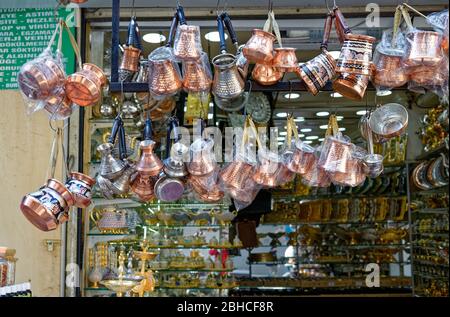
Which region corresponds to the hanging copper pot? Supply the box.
[404,30,443,67]
[333,72,370,100]
[44,88,73,120]
[130,174,155,202]
[148,53,183,99]
[187,138,216,176]
[189,171,224,203]
[154,175,185,202]
[373,47,409,88]
[182,52,212,93]
[319,136,353,174]
[136,140,163,177]
[272,48,298,72]
[287,141,316,175]
[120,46,141,73]
[219,161,257,202]
[301,158,331,188]
[173,25,202,61]
[253,149,283,187]
[335,33,376,76]
[65,172,96,208]
[252,63,283,86]
[97,142,127,180]
[330,147,367,187]
[164,142,189,177]
[243,29,276,64]
[409,60,448,86]
[65,63,107,107]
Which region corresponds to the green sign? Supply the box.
[0,8,76,90]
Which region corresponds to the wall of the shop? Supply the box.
[0,91,61,296]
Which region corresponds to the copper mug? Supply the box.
[135,140,164,177]
[333,71,370,100]
[373,46,409,88]
[404,30,443,67]
[65,172,96,208]
[335,33,376,76]
[286,141,316,175]
[272,48,298,72]
[252,63,283,86]
[18,52,66,101]
[20,179,75,232]
[65,63,107,107]
[252,149,283,187]
[219,161,257,203]
[243,29,276,64]
[297,51,336,96]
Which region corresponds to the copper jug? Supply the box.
[65,63,107,107]
[272,48,298,72]
[297,13,336,95]
[136,140,163,177]
[252,63,283,86]
[187,137,216,176]
[243,29,276,64]
[182,52,212,93]
[335,33,376,76]
[148,50,182,99]
[130,174,155,202]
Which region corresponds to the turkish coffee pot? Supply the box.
[119,16,142,82]
[173,4,203,61]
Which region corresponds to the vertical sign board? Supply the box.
[0,8,75,90]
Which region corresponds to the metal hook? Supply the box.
[131,0,136,17]
[216,0,221,16]
[49,117,58,132]
[324,0,332,13]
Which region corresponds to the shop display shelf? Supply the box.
[87,232,137,237]
[410,187,449,195]
[413,245,448,251]
[251,243,410,249]
[91,197,227,210]
[143,224,226,229]
[296,261,412,265]
[412,259,449,267]
[84,285,236,292]
[412,232,449,238]
[153,268,234,273]
[261,220,409,226]
[412,207,449,215]
[413,273,449,280]
[415,144,447,161]
[272,193,407,201]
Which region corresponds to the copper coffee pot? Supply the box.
[44,88,73,120]
[135,119,163,177]
[182,52,212,93]
[173,5,202,61]
[335,33,376,76]
[272,48,298,72]
[65,63,107,107]
[187,136,216,176]
[297,12,336,95]
[333,71,371,100]
[130,174,155,202]
[119,16,142,82]
[252,63,283,86]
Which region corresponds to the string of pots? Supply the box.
[16,2,448,233]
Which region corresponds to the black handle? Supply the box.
[108,115,122,144]
[143,118,153,140]
[320,13,334,50]
[166,12,179,47]
[133,17,143,51]
[177,5,187,25]
[126,16,142,51]
[221,12,238,48]
[217,16,227,53]
[119,122,127,160]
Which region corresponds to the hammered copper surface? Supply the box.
[272,48,298,72]
[120,46,141,72]
[404,31,443,67]
[148,59,183,97]
[136,140,164,177]
[182,60,212,92]
[242,29,276,64]
[130,174,155,201]
[252,63,283,86]
[173,25,202,61]
[212,53,245,100]
[373,53,409,88]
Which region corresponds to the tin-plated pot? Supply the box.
[65,172,96,208]
[369,103,408,140]
[272,48,298,72]
[173,24,202,61]
[297,51,336,96]
[65,63,107,107]
[110,165,136,195]
[404,30,443,67]
[212,53,245,101]
[97,142,127,180]
[236,44,249,79]
[243,29,276,64]
[136,140,163,177]
[164,142,189,178]
[333,72,370,100]
[335,33,376,76]
[252,63,283,86]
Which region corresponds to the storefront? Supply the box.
[0,0,448,298]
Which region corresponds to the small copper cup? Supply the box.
[272,47,298,72]
[130,174,155,202]
[335,33,376,76]
[65,63,107,107]
[252,63,283,86]
[404,30,443,67]
[243,29,276,64]
[65,172,96,208]
[120,45,141,73]
[173,25,202,61]
[333,72,370,100]
[297,51,336,95]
